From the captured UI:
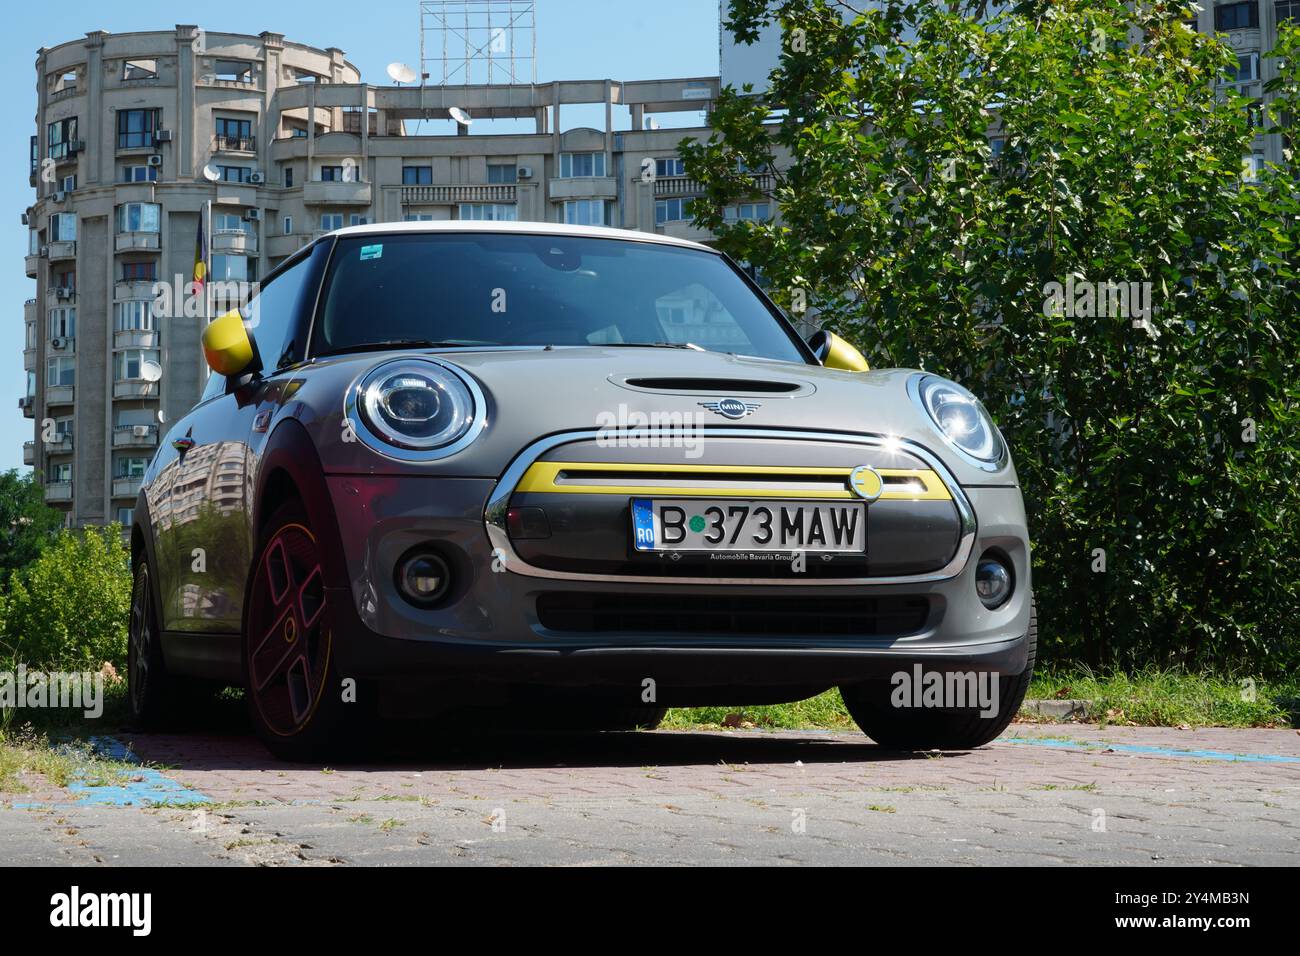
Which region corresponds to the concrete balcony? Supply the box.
[401,184,517,205]
[24,254,40,278]
[115,231,161,252]
[44,482,73,503]
[24,298,37,321]
[266,234,313,258]
[303,180,372,205]
[656,220,716,244]
[113,424,159,448]
[18,396,34,418]
[47,240,77,262]
[213,134,257,154]
[212,229,258,254]
[44,435,73,455]
[549,177,618,201]
[115,280,158,301]
[114,379,159,400]
[653,176,705,197]
[112,477,143,498]
[48,337,75,356]
[23,348,36,371]
[114,328,160,349]
[22,441,34,466]
[46,287,77,306]
[46,384,75,406]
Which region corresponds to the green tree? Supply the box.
[687,0,1300,673]
[1,525,131,671]
[0,469,63,585]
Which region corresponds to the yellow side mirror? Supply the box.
[809,330,869,372]
[202,310,256,376]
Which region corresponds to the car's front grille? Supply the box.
[535,592,931,637]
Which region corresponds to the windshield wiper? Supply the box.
[317,339,495,356]
[596,342,707,351]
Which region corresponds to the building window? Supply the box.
[211,255,252,283]
[349,214,369,226]
[319,165,346,182]
[26,321,37,349]
[726,203,772,222]
[214,116,254,151]
[459,203,517,221]
[563,200,607,226]
[116,507,135,525]
[283,166,294,188]
[50,213,77,242]
[1215,1,1259,29]
[117,109,159,149]
[46,356,75,386]
[487,163,517,184]
[122,59,157,81]
[321,214,344,231]
[53,269,75,292]
[1280,0,1300,22]
[114,349,159,381]
[1226,52,1260,82]
[655,157,687,178]
[213,212,250,234]
[283,216,293,235]
[655,198,693,224]
[116,202,161,233]
[47,117,78,160]
[115,456,149,480]
[403,212,435,222]
[402,165,432,185]
[61,175,76,192]
[1243,151,1266,181]
[30,135,39,173]
[121,261,157,281]
[218,165,253,183]
[114,301,155,332]
[49,463,72,484]
[559,152,606,178]
[48,308,76,339]
[122,165,158,183]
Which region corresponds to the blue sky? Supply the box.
[0,0,723,472]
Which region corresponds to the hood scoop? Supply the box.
[621,377,806,395]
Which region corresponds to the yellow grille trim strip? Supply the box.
[513,461,952,501]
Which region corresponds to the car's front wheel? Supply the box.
[127,557,172,728]
[242,500,352,761]
[840,597,1037,750]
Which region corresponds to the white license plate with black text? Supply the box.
[631,498,866,553]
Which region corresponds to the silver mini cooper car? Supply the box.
[128,221,1035,760]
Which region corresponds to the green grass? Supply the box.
[0,725,135,794]
[664,668,1299,732]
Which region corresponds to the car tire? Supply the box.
[840,596,1037,750]
[126,557,179,729]
[241,499,353,762]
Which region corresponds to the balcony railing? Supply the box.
[113,379,158,400]
[400,184,517,205]
[115,231,161,252]
[44,435,73,454]
[114,328,159,349]
[47,240,77,261]
[22,441,34,466]
[112,477,143,498]
[214,134,256,153]
[113,424,159,448]
[46,384,75,405]
[212,229,258,254]
[652,176,705,197]
[303,180,373,205]
[44,481,73,502]
[24,254,40,278]
[115,279,158,301]
[46,287,77,305]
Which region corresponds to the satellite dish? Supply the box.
[157,409,167,424]
[448,106,473,127]
[645,118,661,130]
[201,163,221,182]
[387,61,417,85]
[140,360,163,383]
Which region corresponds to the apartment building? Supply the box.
[20,25,763,527]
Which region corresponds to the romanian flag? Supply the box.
[192,204,207,290]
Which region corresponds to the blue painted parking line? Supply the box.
[12,736,212,809]
[1004,735,1300,764]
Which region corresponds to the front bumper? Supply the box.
[322,435,1032,695]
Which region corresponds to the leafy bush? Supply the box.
[687,1,1300,674]
[0,470,63,586]
[0,525,131,671]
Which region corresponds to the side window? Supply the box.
[243,242,329,373]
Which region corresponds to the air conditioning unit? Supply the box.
[248,172,265,184]
[517,165,534,179]
[154,129,173,144]
[132,425,151,438]
[51,336,69,350]
[147,154,163,167]
[68,140,85,155]
[244,208,262,221]
[52,191,66,203]
[55,286,74,299]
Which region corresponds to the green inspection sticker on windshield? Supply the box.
[360,244,383,261]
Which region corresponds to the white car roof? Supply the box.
[329,218,716,252]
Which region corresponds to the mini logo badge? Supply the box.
[848,465,883,502]
[699,398,760,420]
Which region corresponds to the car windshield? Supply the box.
[312,232,808,362]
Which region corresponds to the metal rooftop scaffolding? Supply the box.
[419,0,537,86]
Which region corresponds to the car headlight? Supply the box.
[913,374,1005,466]
[349,358,486,460]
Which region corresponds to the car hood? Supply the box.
[284,347,1018,487]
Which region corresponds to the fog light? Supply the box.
[975,556,1013,609]
[396,549,451,607]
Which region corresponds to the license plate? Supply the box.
[631,498,866,553]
